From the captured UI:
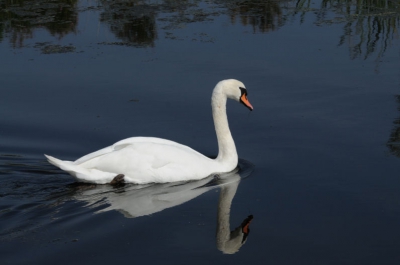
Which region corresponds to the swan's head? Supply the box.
[215,79,254,111]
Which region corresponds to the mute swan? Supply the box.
[45,79,253,184]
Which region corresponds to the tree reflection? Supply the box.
[0,0,78,48]
[99,0,157,47]
[293,0,400,61]
[387,95,400,157]
[98,0,285,43]
[0,0,399,56]
[222,0,285,33]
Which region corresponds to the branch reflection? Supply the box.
[387,95,400,157]
[293,0,400,61]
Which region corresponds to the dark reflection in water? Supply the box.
[387,95,400,157]
[99,0,157,47]
[0,0,399,59]
[294,0,400,60]
[0,0,78,48]
[224,0,285,33]
[0,155,254,254]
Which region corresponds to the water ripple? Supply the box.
[0,154,254,243]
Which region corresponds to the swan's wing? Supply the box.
[115,137,196,152]
[74,137,198,165]
[74,145,114,165]
[74,141,215,184]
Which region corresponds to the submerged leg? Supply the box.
[110,174,125,185]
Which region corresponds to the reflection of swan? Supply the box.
[71,159,253,253]
[216,179,253,254]
[72,159,253,218]
[45,79,253,184]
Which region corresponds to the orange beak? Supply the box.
[240,93,254,111]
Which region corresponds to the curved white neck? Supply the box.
[211,90,238,170]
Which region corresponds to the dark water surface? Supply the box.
[1,0,400,264]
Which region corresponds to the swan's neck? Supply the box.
[212,91,238,169]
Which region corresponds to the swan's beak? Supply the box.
[240,94,253,111]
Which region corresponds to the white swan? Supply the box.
[45,79,253,184]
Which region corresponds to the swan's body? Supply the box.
[45,79,253,184]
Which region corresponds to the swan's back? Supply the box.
[74,137,197,165]
[73,137,220,184]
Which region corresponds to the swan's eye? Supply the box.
[239,87,247,96]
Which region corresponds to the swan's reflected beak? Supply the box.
[241,215,253,243]
[240,94,253,111]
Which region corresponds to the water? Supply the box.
[1,0,400,264]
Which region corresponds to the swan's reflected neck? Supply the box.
[216,181,239,249]
[217,180,253,254]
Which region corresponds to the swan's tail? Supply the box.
[44,154,115,184]
[45,154,69,168]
